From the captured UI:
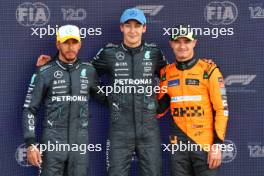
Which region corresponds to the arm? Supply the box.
[36,55,51,66]
[23,71,46,146]
[156,66,170,118]
[90,48,109,76]
[155,49,168,75]
[36,52,58,66]
[207,66,229,169]
[208,67,229,144]
[23,70,46,167]
[90,67,108,105]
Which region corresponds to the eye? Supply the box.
[124,24,131,28]
[135,24,140,28]
[72,40,78,44]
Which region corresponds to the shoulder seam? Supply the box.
[37,62,56,73]
[105,43,118,48]
[208,67,218,79]
[81,62,93,66]
[144,42,158,48]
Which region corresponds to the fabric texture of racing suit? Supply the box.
[23,58,105,176]
[157,58,229,176]
[91,42,167,176]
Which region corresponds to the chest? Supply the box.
[47,68,92,95]
[166,67,208,96]
[108,50,158,79]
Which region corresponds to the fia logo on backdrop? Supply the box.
[15,143,32,167]
[222,140,237,163]
[16,2,50,27]
[204,1,238,25]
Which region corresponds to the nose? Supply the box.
[179,43,185,50]
[129,26,136,34]
[68,43,75,50]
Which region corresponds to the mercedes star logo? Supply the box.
[54,71,63,79]
[115,51,125,61]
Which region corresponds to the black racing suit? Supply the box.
[23,58,105,176]
[91,42,167,176]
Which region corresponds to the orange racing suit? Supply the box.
[157,58,229,147]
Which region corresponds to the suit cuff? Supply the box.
[213,136,224,144]
[25,137,36,147]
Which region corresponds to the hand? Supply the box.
[202,59,215,65]
[207,144,222,169]
[36,55,51,67]
[27,145,42,168]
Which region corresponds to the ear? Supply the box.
[169,40,173,48]
[120,24,124,32]
[56,42,60,50]
[193,39,197,47]
[142,25,147,33]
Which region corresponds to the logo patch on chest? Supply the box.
[185,79,199,86]
[168,79,180,87]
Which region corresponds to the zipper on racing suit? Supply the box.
[131,51,137,145]
[67,69,72,144]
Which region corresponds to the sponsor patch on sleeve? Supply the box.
[218,77,223,82]
[222,100,228,107]
[161,73,166,81]
[218,77,225,88]
[220,88,227,95]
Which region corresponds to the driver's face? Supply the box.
[57,38,81,61]
[120,20,146,47]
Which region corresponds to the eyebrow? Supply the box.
[124,21,141,25]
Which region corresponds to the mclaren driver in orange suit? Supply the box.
[157,27,229,176]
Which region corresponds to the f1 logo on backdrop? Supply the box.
[204,1,238,25]
[224,75,256,86]
[16,2,50,27]
[136,5,164,16]
[224,75,257,93]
